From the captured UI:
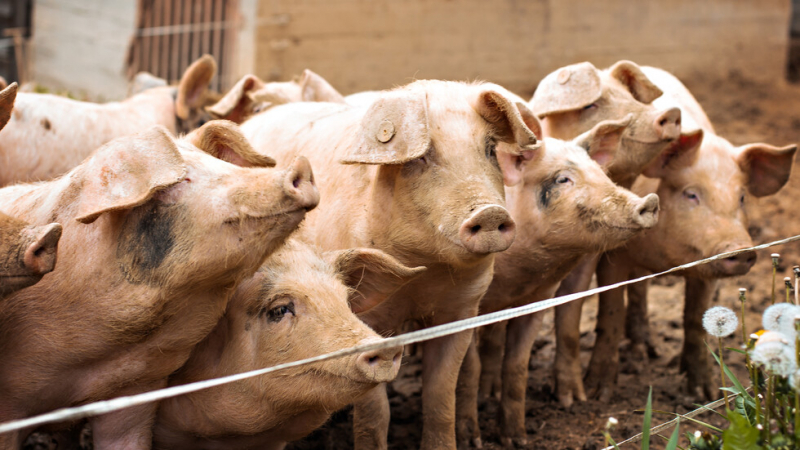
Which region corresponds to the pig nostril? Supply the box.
[367,355,379,365]
[292,176,301,189]
[498,223,506,232]
[659,119,667,127]
[470,225,481,234]
[676,118,681,126]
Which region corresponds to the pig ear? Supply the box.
[186,120,276,168]
[641,129,704,178]
[607,60,663,104]
[22,223,62,276]
[75,127,187,224]
[530,62,603,117]
[737,143,797,197]
[0,82,18,133]
[176,54,217,120]
[341,91,431,165]
[495,103,544,186]
[476,91,540,150]
[300,69,345,103]
[0,76,7,90]
[574,114,632,168]
[325,248,427,314]
[205,74,264,123]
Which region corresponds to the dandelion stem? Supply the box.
[739,288,747,350]
[772,253,780,305]
[794,266,800,305]
[766,373,774,444]
[718,336,729,410]
[787,277,792,304]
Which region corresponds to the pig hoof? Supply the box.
[500,436,527,449]
[473,437,483,448]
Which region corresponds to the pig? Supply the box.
[206,69,346,124]
[0,121,319,449]
[530,60,684,407]
[128,72,169,97]
[455,117,661,447]
[586,66,797,400]
[153,240,424,450]
[0,54,219,186]
[240,80,540,449]
[0,82,62,297]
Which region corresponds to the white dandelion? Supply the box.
[751,331,797,376]
[779,312,800,342]
[790,367,800,391]
[702,306,738,338]
[763,303,800,332]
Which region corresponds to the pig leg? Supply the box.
[421,329,475,450]
[625,275,657,362]
[478,321,505,400]
[584,253,629,401]
[456,334,482,449]
[554,254,599,407]
[681,277,718,399]
[353,384,390,450]
[498,312,543,448]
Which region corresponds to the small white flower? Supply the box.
[605,417,618,430]
[751,331,797,376]
[763,303,800,332]
[703,306,738,337]
[790,368,800,391]
[779,313,800,341]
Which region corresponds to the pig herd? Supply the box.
[0,55,794,450]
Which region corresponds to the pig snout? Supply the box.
[23,223,63,275]
[354,343,403,383]
[283,156,320,212]
[458,205,516,254]
[653,107,681,141]
[631,194,659,229]
[711,245,757,277]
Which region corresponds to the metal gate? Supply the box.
[127,0,239,92]
[0,0,32,84]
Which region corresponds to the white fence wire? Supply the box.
[1,234,799,435]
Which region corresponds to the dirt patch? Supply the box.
[288,72,800,450]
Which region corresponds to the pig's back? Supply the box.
[642,66,714,134]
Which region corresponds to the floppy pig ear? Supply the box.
[22,223,62,276]
[341,90,431,164]
[205,74,264,123]
[75,127,187,224]
[530,62,603,117]
[176,54,217,120]
[495,102,543,186]
[186,120,276,168]
[300,69,345,103]
[476,91,540,150]
[607,60,663,104]
[738,143,797,197]
[325,248,426,314]
[575,114,632,168]
[641,129,703,178]
[0,82,18,133]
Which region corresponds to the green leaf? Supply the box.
[707,341,754,405]
[643,387,653,450]
[722,410,762,450]
[665,418,681,450]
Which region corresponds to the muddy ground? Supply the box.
[287,72,800,450]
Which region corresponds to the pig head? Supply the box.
[0,122,318,449]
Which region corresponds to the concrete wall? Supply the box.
[253,0,793,96]
[29,0,136,100]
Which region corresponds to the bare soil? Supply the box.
[287,72,800,450]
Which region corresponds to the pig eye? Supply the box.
[266,301,295,323]
[556,175,571,184]
[739,193,746,207]
[582,103,597,111]
[683,189,700,204]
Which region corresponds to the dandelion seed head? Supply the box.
[751,332,797,376]
[702,306,738,337]
[763,303,799,332]
[790,368,800,391]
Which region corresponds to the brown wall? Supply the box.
[254,0,792,97]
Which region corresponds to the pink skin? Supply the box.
[530,60,684,408]
[154,241,423,450]
[241,80,539,450]
[455,118,660,447]
[0,123,319,449]
[587,66,797,400]
[0,55,217,186]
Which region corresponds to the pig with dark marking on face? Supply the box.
[241,80,540,450]
[530,60,686,407]
[0,55,219,186]
[586,66,797,401]
[455,116,661,448]
[0,120,319,449]
[154,240,424,450]
[0,82,62,297]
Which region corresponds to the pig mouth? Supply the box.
[622,133,676,145]
[223,207,307,225]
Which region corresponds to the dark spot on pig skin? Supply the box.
[116,202,183,284]
[40,118,51,131]
[539,175,561,209]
